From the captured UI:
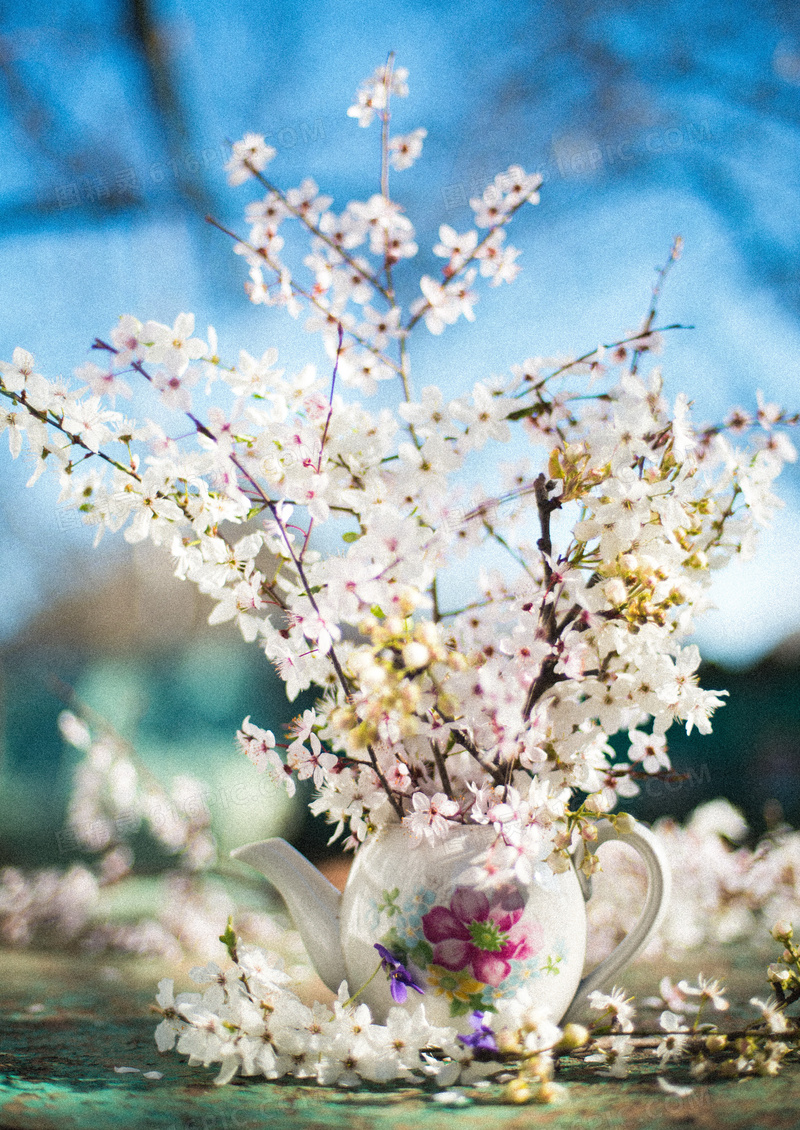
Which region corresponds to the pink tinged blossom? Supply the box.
[236,717,276,770]
[414,270,478,335]
[421,885,542,987]
[61,396,121,452]
[236,717,295,795]
[403,791,460,842]
[143,314,207,378]
[285,178,333,224]
[388,127,427,171]
[0,408,26,458]
[288,708,318,744]
[74,362,133,403]
[287,733,337,788]
[347,64,409,128]
[433,226,478,273]
[109,315,145,367]
[208,576,266,642]
[294,608,341,655]
[225,133,277,186]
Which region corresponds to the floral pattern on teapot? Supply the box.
[372,882,567,1017]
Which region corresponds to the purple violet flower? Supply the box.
[373,943,425,1003]
[458,1011,498,1052]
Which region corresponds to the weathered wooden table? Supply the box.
[3,946,800,1130]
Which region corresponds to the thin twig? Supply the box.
[630,236,683,376]
[507,323,694,411]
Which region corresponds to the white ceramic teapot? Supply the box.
[232,816,670,1027]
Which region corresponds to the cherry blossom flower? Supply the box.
[404,792,461,842]
[235,717,277,772]
[388,127,427,170]
[225,133,277,185]
[628,729,671,774]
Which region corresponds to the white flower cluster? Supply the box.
[0,62,797,878]
[154,931,800,1093]
[155,936,469,1088]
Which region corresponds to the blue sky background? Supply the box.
[2,0,800,665]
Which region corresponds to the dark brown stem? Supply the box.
[522,657,566,722]
[431,739,453,796]
[1,383,142,481]
[520,475,567,721]
[366,744,405,820]
[450,728,505,786]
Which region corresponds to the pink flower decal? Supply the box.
[421,884,543,987]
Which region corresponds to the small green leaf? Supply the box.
[342,531,360,543]
[246,506,262,520]
[219,917,238,962]
[370,604,385,620]
[449,997,471,1017]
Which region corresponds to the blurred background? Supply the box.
[2,0,800,890]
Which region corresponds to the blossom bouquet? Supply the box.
[2,58,799,1093]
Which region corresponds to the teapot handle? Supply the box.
[563,816,671,1022]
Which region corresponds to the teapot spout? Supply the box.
[231,838,346,994]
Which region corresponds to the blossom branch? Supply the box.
[204,216,403,374]
[238,170,391,303]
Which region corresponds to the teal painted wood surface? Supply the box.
[4,947,800,1130]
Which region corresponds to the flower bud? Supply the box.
[580,851,601,877]
[772,921,793,942]
[584,793,609,815]
[556,1023,589,1051]
[705,1033,727,1053]
[503,1077,532,1104]
[496,1028,522,1055]
[534,1081,566,1104]
[547,850,571,874]
[603,578,628,606]
[521,1053,553,1081]
[402,641,430,669]
[614,813,635,835]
